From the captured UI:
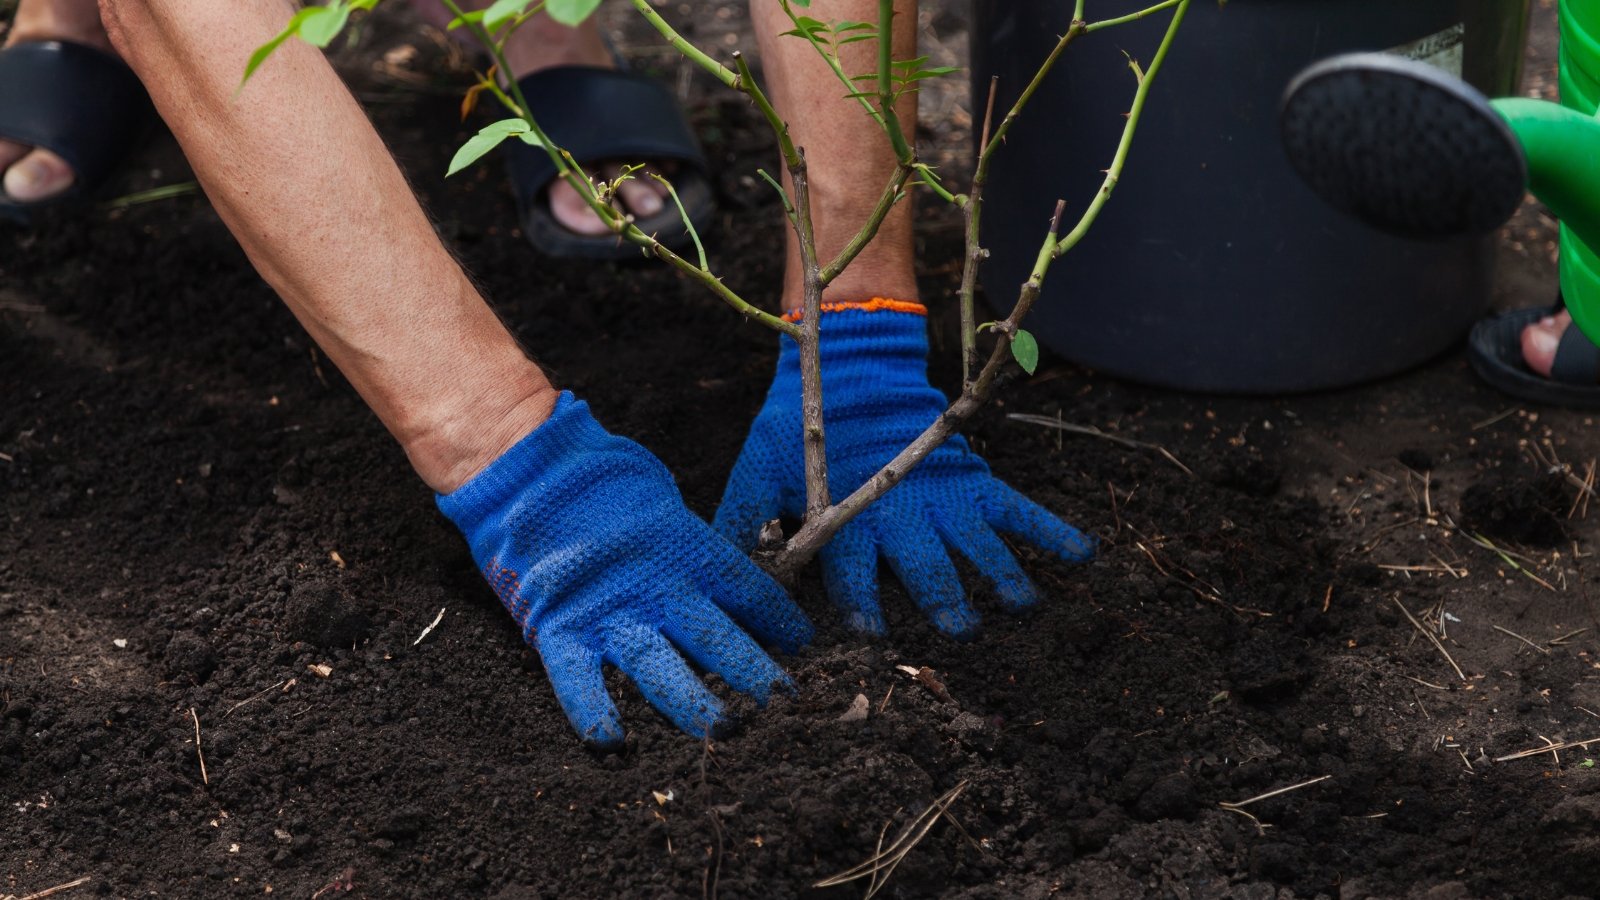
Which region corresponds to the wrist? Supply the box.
[403,378,561,494]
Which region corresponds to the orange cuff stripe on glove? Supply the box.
[779,297,927,323]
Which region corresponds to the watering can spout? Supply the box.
[1280,51,1600,345]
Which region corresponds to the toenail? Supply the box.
[5,158,68,200]
[1527,324,1560,357]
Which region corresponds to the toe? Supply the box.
[2,147,76,203]
[615,170,664,219]
[1521,310,1570,378]
[547,177,614,236]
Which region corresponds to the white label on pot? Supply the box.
[1389,23,1465,77]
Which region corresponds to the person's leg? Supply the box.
[98,0,552,491]
[750,0,919,311]
[0,0,114,202]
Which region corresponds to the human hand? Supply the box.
[714,301,1095,639]
[438,392,813,748]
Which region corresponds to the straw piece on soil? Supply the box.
[1491,624,1551,655]
[10,876,93,900]
[1392,597,1467,682]
[1219,775,1331,810]
[190,707,208,785]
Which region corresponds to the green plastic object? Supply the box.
[1552,0,1600,348]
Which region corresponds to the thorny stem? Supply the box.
[958,77,999,388]
[953,17,1087,386]
[791,149,832,517]
[1054,0,1187,260]
[627,0,739,88]
[914,162,957,204]
[1085,0,1188,33]
[769,0,1190,579]
[733,53,801,170]
[876,0,912,162]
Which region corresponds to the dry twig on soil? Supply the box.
[1494,735,1600,763]
[2,877,93,900]
[1219,775,1332,811]
[190,707,208,786]
[1005,414,1193,476]
[813,781,970,898]
[1392,597,1467,683]
[1491,624,1551,655]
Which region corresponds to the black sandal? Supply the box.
[503,65,715,260]
[0,40,158,223]
[1468,296,1600,409]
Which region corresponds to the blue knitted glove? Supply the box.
[714,302,1095,639]
[438,391,813,748]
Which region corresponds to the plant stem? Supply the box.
[876,0,912,162]
[958,76,998,388]
[913,163,957,204]
[768,1,1190,579]
[790,148,832,517]
[627,0,739,88]
[954,12,1085,389]
[1054,0,1187,259]
[733,53,802,170]
[1085,0,1188,33]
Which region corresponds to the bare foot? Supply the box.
[1,0,116,203]
[1521,309,1575,377]
[496,10,667,236]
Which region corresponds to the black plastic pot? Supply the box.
[971,0,1531,393]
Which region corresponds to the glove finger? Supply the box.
[982,480,1097,562]
[820,523,887,635]
[661,593,794,704]
[880,516,982,640]
[698,529,814,653]
[605,622,727,740]
[935,511,1042,611]
[712,449,784,552]
[537,632,626,750]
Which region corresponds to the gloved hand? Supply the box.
[438,391,813,749]
[714,301,1095,639]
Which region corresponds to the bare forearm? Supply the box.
[99,0,554,491]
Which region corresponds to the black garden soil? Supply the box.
[6,2,1600,898]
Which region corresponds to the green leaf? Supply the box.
[446,9,485,29]
[891,55,931,71]
[483,0,535,31]
[299,3,352,48]
[546,0,603,26]
[834,20,874,31]
[1011,329,1039,375]
[837,34,878,45]
[447,118,533,177]
[241,6,322,85]
[905,66,961,80]
[789,0,811,6]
